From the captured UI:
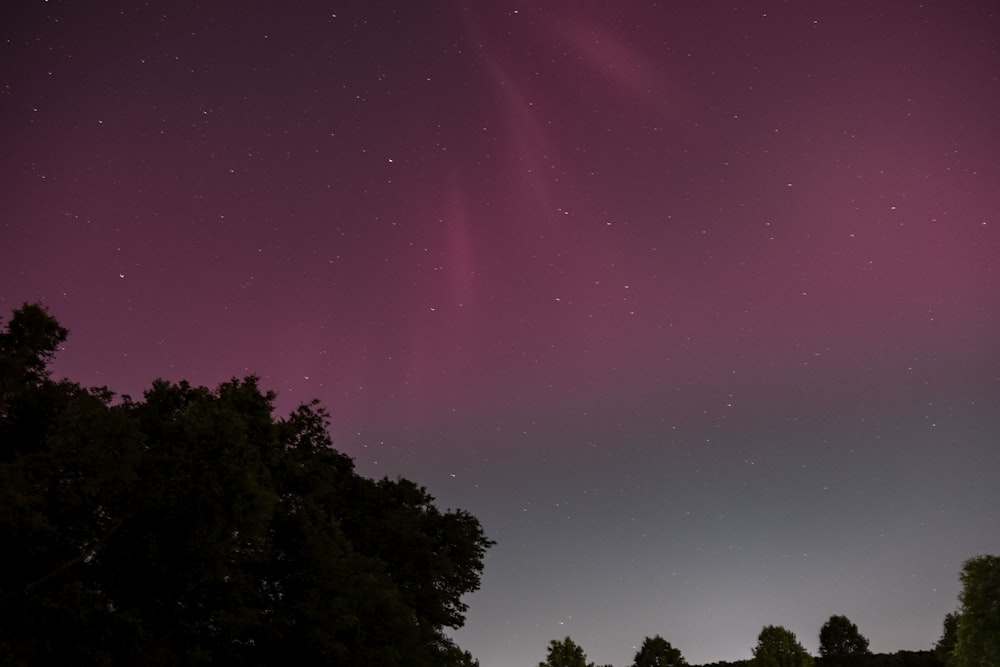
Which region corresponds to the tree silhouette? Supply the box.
[952,555,1000,667]
[819,615,871,662]
[538,636,589,667]
[633,634,688,667]
[0,303,494,666]
[0,303,67,384]
[934,611,959,665]
[752,625,813,667]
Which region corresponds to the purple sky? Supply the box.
[3,1,999,664]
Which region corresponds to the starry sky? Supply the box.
[3,1,999,664]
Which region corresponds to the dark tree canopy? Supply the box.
[934,612,959,665]
[0,303,67,380]
[812,652,943,667]
[951,555,1000,667]
[0,302,67,418]
[538,636,589,667]
[819,615,871,660]
[0,304,494,666]
[752,625,814,667]
[633,634,688,667]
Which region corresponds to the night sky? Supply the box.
[3,1,999,664]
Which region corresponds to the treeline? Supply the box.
[0,304,493,666]
[537,621,836,667]
[536,550,999,667]
[538,629,947,667]
[697,652,942,667]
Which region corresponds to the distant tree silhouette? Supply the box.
[819,615,871,663]
[0,302,67,415]
[632,634,688,667]
[0,303,494,666]
[813,651,942,667]
[951,555,1000,667]
[538,636,589,667]
[752,625,813,667]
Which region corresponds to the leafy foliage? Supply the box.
[951,555,1000,667]
[934,612,959,665]
[752,625,814,667]
[819,615,871,661]
[813,651,942,667]
[0,303,67,400]
[633,635,688,667]
[538,636,589,667]
[0,303,494,666]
